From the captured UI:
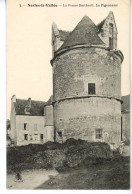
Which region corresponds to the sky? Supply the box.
[6,0,130,119]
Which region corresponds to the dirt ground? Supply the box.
[7,169,58,189]
[7,141,130,190]
[36,156,130,190]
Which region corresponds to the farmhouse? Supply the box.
[10,95,54,146]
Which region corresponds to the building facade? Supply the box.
[51,12,124,147]
[121,95,130,142]
[10,95,54,146]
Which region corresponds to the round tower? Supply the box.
[51,13,123,148]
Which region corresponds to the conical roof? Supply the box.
[59,16,104,50]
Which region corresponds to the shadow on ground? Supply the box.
[35,156,130,190]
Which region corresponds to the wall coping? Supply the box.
[50,45,124,65]
[52,95,123,105]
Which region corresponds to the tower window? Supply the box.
[109,23,113,35]
[88,83,95,95]
[95,129,103,139]
[109,37,113,49]
[24,134,28,140]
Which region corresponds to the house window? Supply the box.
[40,134,43,140]
[88,83,95,95]
[34,124,37,131]
[24,134,28,140]
[95,128,103,139]
[24,123,27,130]
[34,134,38,141]
[25,106,30,114]
[109,23,113,35]
[109,37,113,49]
[29,135,32,140]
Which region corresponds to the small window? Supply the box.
[24,134,28,140]
[34,134,38,141]
[24,123,27,130]
[88,83,95,95]
[95,129,103,139]
[29,135,32,140]
[25,106,30,114]
[109,23,113,35]
[40,134,43,140]
[109,37,113,49]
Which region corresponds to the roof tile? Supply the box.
[15,99,46,116]
[59,16,104,50]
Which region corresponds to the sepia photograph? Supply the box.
[6,0,130,190]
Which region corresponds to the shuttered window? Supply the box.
[95,129,103,139]
[24,134,28,140]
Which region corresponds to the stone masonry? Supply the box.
[51,12,123,147]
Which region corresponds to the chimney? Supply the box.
[11,95,16,103]
[28,97,31,107]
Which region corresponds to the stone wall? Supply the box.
[53,47,121,102]
[54,97,121,147]
[52,46,122,147]
[122,111,130,141]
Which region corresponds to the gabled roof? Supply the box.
[97,19,106,32]
[97,11,118,33]
[59,16,104,50]
[121,95,130,111]
[14,99,46,116]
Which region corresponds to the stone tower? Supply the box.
[51,12,123,147]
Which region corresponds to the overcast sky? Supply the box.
[6,0,130,119]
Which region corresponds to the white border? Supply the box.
[0,0,131,193]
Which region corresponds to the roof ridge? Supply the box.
[15,98,46,116]
[16,98,45,102]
